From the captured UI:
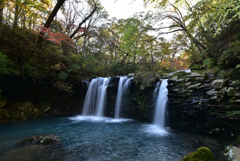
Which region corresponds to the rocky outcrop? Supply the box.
[167,68,240,138]
[0,75,88,122]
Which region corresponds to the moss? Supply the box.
[229,97,236,103]
[182,147,215,161]
[227,110,240,116]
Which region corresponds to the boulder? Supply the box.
[142,73,158,85]
[15,135,62,147]
[211,79,228,89]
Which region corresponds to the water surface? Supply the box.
[0,116,224,161]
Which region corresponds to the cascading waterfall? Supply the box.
[153,79,168,129]
[82,77,110,117]
[114,76,132,119]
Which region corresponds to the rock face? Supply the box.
[0,75,88,122]
[168,68,240,138]
[15,135,62,147]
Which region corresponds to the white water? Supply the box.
[153,79,168,130]
[114,76,132,119]
[82,77,110,117]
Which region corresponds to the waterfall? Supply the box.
[114,76,132,119]
[82,77,110,117]
[153,79,168,129]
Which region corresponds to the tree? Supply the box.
[37,0,66,48]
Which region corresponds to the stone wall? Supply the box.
[167,68,240,138]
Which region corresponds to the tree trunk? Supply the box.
[37,0,65,48]
[13,0,20,29]
[121,53,129,68]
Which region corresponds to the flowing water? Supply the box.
[114,76,132,119]
[153,79,168,129]
[82,77,110,116]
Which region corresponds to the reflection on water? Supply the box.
[0,116,228,161]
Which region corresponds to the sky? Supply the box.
[100,0,147,19]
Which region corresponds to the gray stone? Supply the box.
[219,87,228,94]
[206,89,219,96]
[188,83,201,89]
[170,76,178,82]
[211,79,228,89]
[183,82,192,87]
[189,72,205,77]
[230,80,240,86]
[128,73,135,77]
[227,87,237,97]
[210,96,218,100]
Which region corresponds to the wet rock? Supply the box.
[15,135,62,147]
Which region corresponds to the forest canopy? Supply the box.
[0,0,239,87]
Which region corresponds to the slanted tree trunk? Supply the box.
[37,0,65,48]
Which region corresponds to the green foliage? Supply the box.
[182,147,215,161]
[203,58,214,68]
[0,52,19,75]
[109,62,139,76]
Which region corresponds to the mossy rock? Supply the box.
[182,147,215,161]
